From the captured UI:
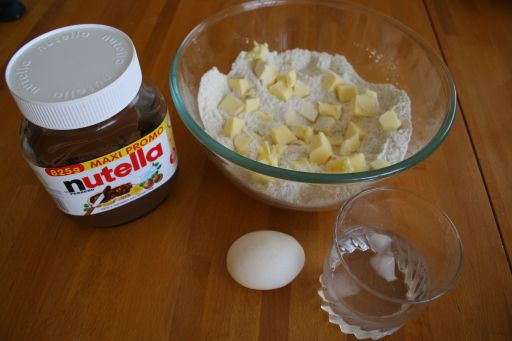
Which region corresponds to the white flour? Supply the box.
[198,48,412,208]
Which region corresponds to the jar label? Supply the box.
[30,115,178,216]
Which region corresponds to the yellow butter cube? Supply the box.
[290,125,314,143]
[345,121,366,141]
[248,131,264,142]
[336,84,358,102]
[290,158,313,171]
[370,158,391,170]
[246,41,269,61]
[328,135,344,146]
[258,141,272,161]
[325,157,353,173]
[293,80,310,97]
[233,134,253,156]
[254,60,278,86]
[245,88,256,98]
[277,69,297,88]
[252,172,274,184]
[274,144,287,156]
[297,101,318,122]
[340,132,361,155]
[271,156,280,167]
[322,70,344,92]
[285,108,305,126]
[270,124,297,145]
[349,153,369,172]
[352,89,379,117]
[269,80,293,101]
[219,94,245,116]
[314,116,336,135]
[244,97,260,113]
[309,132,333,164]
[267,152,279,167]
[379,109,402,132]
[255,111,274,122]
[257,141,280,166]
[252,159,275,184]
[228,77,250,96]
[318,102,342,120]
[224,117,245,137]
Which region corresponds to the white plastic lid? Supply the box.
[5,24,142,130]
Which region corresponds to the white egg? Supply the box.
[226,230,305,290]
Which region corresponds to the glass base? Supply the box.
[318,276,401,340]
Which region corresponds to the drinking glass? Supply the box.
[318,187,463,339]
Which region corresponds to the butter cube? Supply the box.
[252,172,274,184]
[246,41,269,61]
[258,141,273,161]
[257,141,279,166]
[274,144,287,156]
[268,153,279,167]
[352,89,379,117]
[325,157,353,173]
[244,97,260,113]
[248,131,264,142]
[252,159,275,184]
[322,70,343,92]
[245,88,256,98]
[313,116,336,135]
[290,158,313,171]
[379,109,402,132]
[318,102,342,120]
[255,111,274,122]
[277,69,297,88]
[349,153,369,172]
[345,121,366,141]
[269,80,293,101]
[336,84,358,102]
[233,134,253,156]
[228,77,250,96]
[370,158,391,170]
[309,132,333,164]
[224,117,245,137]
[285,108,306,126]
[290,124,313,143]
[254,60,278,86]
[219,94,245,116]
[297,101,318,122]
[328,135,344,146]
[270,124,297,145]
[293,80,310,98]
[340,132,361,155]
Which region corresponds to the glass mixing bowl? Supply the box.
[170,0,456,211]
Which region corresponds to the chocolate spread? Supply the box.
[90,183,132,205]
[20,82,178,226]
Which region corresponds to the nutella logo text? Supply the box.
[101,34,129,65]
[30,114,177,216]
[15,60,40,95]
[64,143,163,193]
[37,31,90,52]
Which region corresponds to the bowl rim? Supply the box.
[169,0,457,184]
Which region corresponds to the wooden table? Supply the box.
[1,0,511,340]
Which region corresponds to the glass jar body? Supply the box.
[20,80,178,226]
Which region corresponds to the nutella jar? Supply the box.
[6,24,178,226]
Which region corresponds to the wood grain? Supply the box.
[0,0,511,340]
[425,0,512,264]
